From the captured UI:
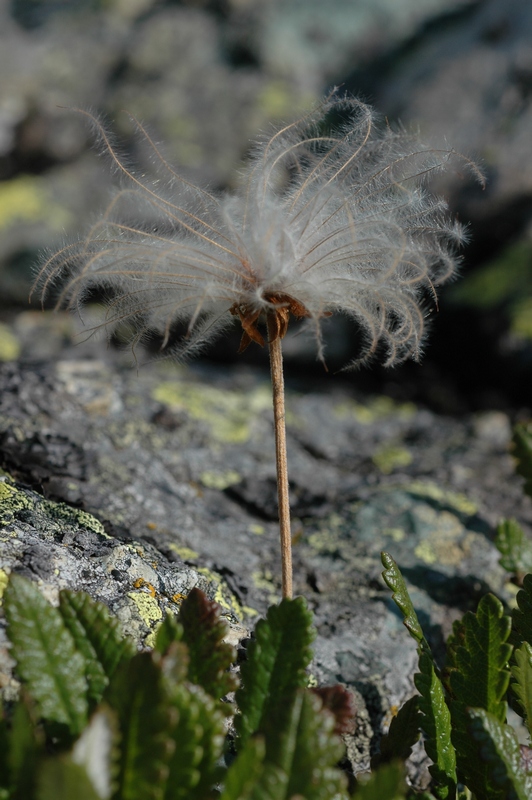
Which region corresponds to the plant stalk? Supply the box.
[267,315,293,599]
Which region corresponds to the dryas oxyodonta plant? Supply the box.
[35,94,482,599]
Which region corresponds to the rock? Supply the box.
[1,314,530,769]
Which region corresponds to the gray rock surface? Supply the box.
[1,311,531,770]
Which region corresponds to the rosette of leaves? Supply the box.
[0,577,351,800]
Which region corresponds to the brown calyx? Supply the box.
[230,293,311,353]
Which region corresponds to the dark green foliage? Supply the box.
[59,590,135,708]
[414,651,456,799]
[512,573,532,648]
[3,574,89,737]
[511,642,532,737]
[371,695,420,768]
[495,518,532,580]
[352,760,407,799]
[513,424,532,500]
[106,653,172,799]
[163,684,226,800]
[467,709,532,800]
[446,594,511,722]
[381,552,457,800]
[178,587,238,701]
[235,596,315,745]
[1,575,347,800]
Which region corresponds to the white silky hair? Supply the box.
[36,96,481,367]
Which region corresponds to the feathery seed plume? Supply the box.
[36,95,479,598]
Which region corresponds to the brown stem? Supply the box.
[267,314,293,599]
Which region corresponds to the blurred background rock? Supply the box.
[1,0,531,414]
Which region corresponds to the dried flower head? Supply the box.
[36,96,479,368]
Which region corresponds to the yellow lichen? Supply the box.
[407,481,477,516]
[200,470,241,490]
[372,445,413,474]
[0,175,70,231]
[0,324,21,362]
[167,543,199,561]
[152,381,271,443]
[127,591,163,626]
[334,396,416,424]
[0,569,10,605]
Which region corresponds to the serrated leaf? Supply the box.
[4,574,88,736]
[251,690,347,800]
[163,683,226,800]
[495,519,532,578]
[371,695,420,769]
[512,574,532,648]
[154,612,184,655]
[178,588,237,700]
[352,760,407,799]
[7,698,42,800]
[511,642,532,737]
[447,594,513,797]
[220,738,266,800]
[72,706,119,799]
[381,553,430,651]
[415,651,457,799]
[235,597,315,745]
[106,652,173,800]
[513,424,532,500]
[467,708,532,800]
[36,757,102,800]
[448,594,512,721]
[59,591,135,708]
[381,553,456,799]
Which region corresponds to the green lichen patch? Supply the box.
[152,381,271,443]
[0,323,21,362]
[333,395,416,424]
[372,444,413,474]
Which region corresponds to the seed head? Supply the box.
[36,96,480,367]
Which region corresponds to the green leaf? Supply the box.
[154,612,184,655]
[380,553,430,651]
[352,760,407,799]
[371,696,420,768]
[446,594,513,797]
[512,574,532,648]
[220,738,266,800]
[4,574,88,736]
[59,590,135,708]
[235,597,315,745]
[511,642,532,737]
[381,553,456,799]
[495,519,532,578]
[448,594,512,721]
[106,652,173,800]
[163,683,226,800]
[7,699,42,800]
[178,588,237,701]
[71,706,119,800]
[35,757,101,800]
[513,424,532,500]
[251,690,347,800]
[467,708,532,800]
[415,652,457,799]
